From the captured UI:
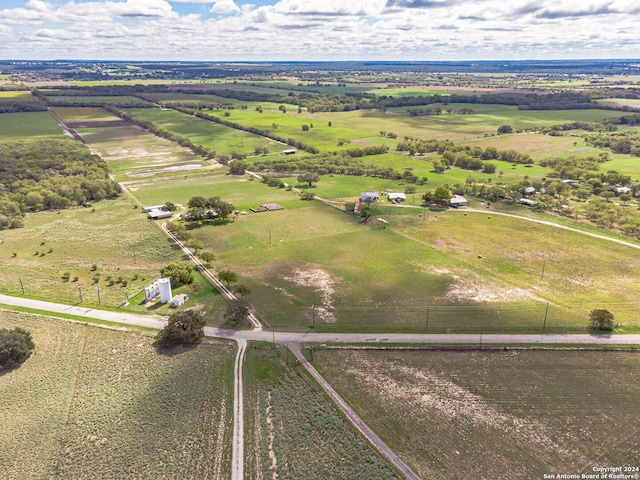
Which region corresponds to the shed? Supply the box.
[143,205,166,213]
[449,195,468,208]
[524,187,536,195]
[282,149,297,155]
[148,209,172,220]
[172,294,189,307]
[519,198,538,207]
[360,192,379,203]
[387,192,406,203]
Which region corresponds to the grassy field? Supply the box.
[79,124,209,181]
[51,106,124,123]
[175,191,640,331]
[0,112,64,142]
[313,348,640,479]
[0,311,235,479]
[46,95,153,106]
[596,98,640,109]
[0,199,185,308]
[126,107,285,156]
[0,91,35,102]
[243,343,399,479]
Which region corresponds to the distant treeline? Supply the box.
[0,103,47,114]
[0,140,121,229]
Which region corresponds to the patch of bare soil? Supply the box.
[265,391,279,480]
[282,268,337,323]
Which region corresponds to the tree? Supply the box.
[228,159,246,175]
[218,269,238,287]
[223,298,251,327]
[200,251,216,266]
[0,327,35,370]
[589,309,615,331]
[155,310,206,348]
[160,262,194,287]
[163,202,176,212]
[188,238,204,255]
[234,284,252,297]
[497,125,513,134]
[433,186,453,206]
[298,171,320,187]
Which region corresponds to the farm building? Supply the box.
[519,198,538,207]
[282,149,297,155]
[387,193,406,203]
[145,277,172,303]
[147,209,172,220]
[361,192,379,203]
[172,294,189,307]
[250,203,284,213]
[524,187,536,195]
[449,195,468,207]
[142,205,166,213]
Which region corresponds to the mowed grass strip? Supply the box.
[0,311,235,480]
[243,343,400,480]
[0,91,36,102]
[126,107,283,156]
[0,112,64,142]
[313,349,640,479]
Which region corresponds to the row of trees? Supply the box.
[396,139,534,166]
[0,140,121,229]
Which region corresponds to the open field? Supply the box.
[0,90,35,102]
[175,193,640,331]
[126,107,285,156]
[78,124,210,181]
[46,95,153,106]
[596,98,640,109]
[0,199,185,307]
[313,348,640,479]
[51,106,125,123]
[0,112,64,142]
[243,343,399,480]
[0,311,235,480]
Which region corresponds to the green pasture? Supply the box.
[183,199,638,332]
[0,199,184,308]
[0,91,35,102]
[243,343,399,479]
[314,349,640,479]
[128,171,301,212]
[388,103,627,132]
[46,95,152,106]
[602,155,640,181]
[78,125,207,181]
[597,98,640,109]
[460,131,604,161]
[202,105,380,151]
[138,92,245,105]
[0,312,234,479]
[51,106,121,122]
[0,112,64,142]
[126,107,284,156]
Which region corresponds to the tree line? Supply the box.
[0,139,121,229]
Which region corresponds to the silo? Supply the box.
[158,277,172,304]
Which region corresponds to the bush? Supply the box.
[0,328,35,370]
[155,311,206,348]
[160,262,194,287]
[589,309,615,331]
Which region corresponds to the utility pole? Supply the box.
[96,285,101,305]
[543,302,549,333]
[425,306,430,330]
[19,276,24,295]
[77,284,83,303]
[540,259,546,281]
[311,305,315,329]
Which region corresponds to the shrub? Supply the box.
[0,328,35,370]
[156,311,206,348]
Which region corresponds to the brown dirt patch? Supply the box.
[282,268,337,323]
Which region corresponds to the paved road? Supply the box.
[289,343,421,480]
[2,294,639,346]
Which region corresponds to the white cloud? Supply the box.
[211,0,240,14]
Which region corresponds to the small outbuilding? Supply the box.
[449,195,468,208]
[387,192,406,203]
[282,149,297,155]
[171,294,189,307]
[360,192,379,203]
[519,198,538,207]
[147,209,172,220]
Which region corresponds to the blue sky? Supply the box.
[0,1,638,61]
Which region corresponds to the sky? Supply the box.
[0,0,638,61]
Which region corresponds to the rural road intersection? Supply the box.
[2,293,639,480]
